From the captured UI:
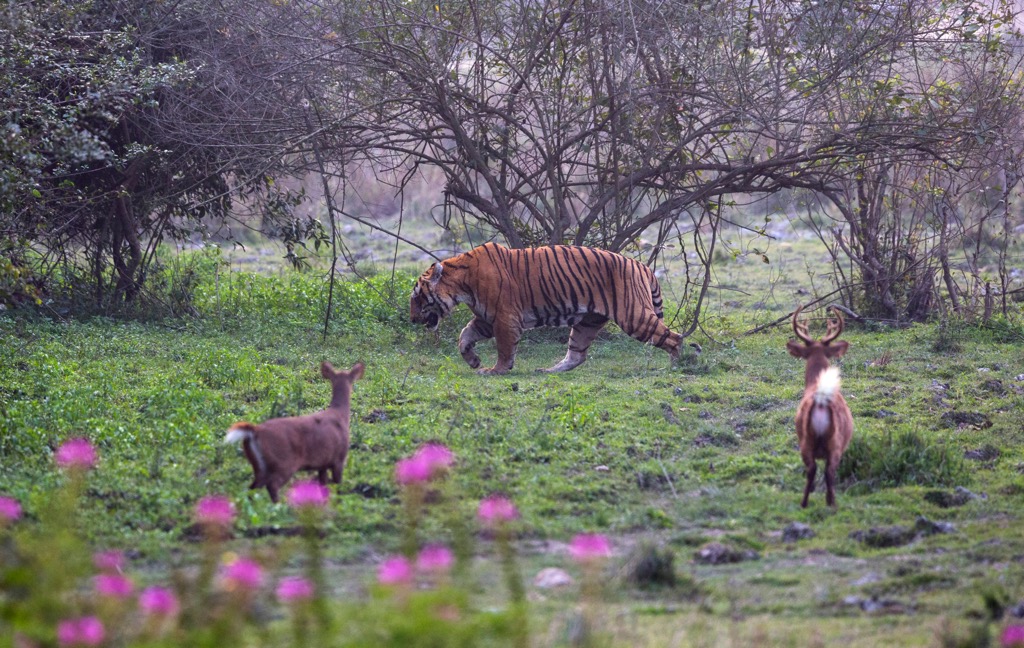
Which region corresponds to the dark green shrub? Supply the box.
[839,427,969,490]
[982,316,1024,344]
[623,543,677,589]
[932,317,968,354]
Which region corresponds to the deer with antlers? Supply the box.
[786,305,853,508]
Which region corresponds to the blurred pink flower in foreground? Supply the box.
[377,556,413,586]
[395,456,431,485]
[55,438,97,470]
[1002,625,1024,647]
[276,576,314,603]
[194,496,235,528]
[395,443,454,485]
[416,544,454,574]
[477,495,518,526]
[221,557,264,591]
[286,480,329,509]
[568,533,612,563]
[0,496,21,523]
[95,573,134,599]
[93,550,124,573]
[139,586,180,618]
[57,616,105,647]
[416,443,454,475]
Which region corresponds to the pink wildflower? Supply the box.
[194,496,235,528]
[377,556,413,586]
[477,495,519,527]
[568,533,612,563]
[56,616,105,647]
[93,550,124,573]
[415,443,454,476]
[139,586,180,618]
[220,557,264,591]
[54,438,97,470]
[416,544,454,574]
[95,573,134,599]
[276,576,315,603]
[1002,625,1024,647]
[395,455,431,485]
[286,480,329,509]
[0,496,21,523]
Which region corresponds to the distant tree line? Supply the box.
[2,0,1022,323]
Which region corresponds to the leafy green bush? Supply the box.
[0,249,43,308]
[982,316,1024,344]
[185,252,414,334]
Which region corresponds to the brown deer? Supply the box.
[786,306,853,508]
[224,361,364,503]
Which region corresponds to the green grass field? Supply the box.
[1,232,1023,646]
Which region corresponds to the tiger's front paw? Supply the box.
[460,349,481,369]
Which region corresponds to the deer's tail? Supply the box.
[225,422,267,481]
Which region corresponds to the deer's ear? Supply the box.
[429,262,443,286]
[350,362,365,381]
[786,340,808,358]
[321,361,337,378]
[826,340,849,358]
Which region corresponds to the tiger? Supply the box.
[409,242,699,374]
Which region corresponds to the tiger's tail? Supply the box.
[649,269,701,355]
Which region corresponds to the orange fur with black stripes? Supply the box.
[410,242,696,374]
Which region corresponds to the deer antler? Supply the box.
[821,307,844,344]
[792,305,814,344]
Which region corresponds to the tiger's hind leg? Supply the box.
[539,315,608,373]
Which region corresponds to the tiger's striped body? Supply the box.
[410,242,692,374]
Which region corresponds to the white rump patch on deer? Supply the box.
[810,367,841,435]
[813,367,841,406]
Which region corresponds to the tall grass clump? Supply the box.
[622,542,679,590]
[839,426,970,491]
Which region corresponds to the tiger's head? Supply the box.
[410,261,456,331]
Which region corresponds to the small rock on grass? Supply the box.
[940,410,992,430]
[964,445,1000,461]
[782,522,815,543]
[914,516,956,536]
[533,567,573,589]
[849,517,954,548]
[843,595,912,614]
[924,489,971,508]
[849,526,916,549]
[693,542,759,565]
